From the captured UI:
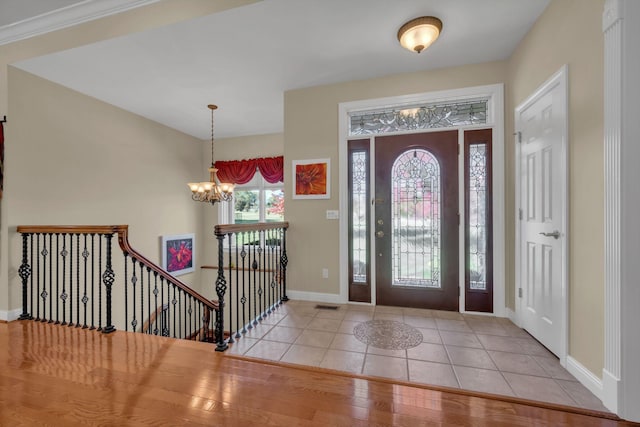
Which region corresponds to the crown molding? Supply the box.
[0,0,162,46]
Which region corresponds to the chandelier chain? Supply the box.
[211,107,215,167]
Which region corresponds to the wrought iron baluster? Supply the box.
[35,234,40,321]
[131,260,137,331]
[69,235,73,326]
[188,295,193,339]
[102,233,115,334]
[153,272,159,335]
[147,267,151,334]
[226,233,234,343]
[97,235,102,331]
[18,233,32,320]
[281,227,289,302]
[124,253,129,332]
[48,234,53,323]
[90,234,95,330]
[55,234,60,323]
[82,234,89,329]
[252,230,258,326]
[240,232,248,333]
[172,286,177,338]
[61,235,68,325]
[161,277,168,337]
[234,232,240,339]
[260,229,266,319]
[76,234,80,327]
[140,262,144,333]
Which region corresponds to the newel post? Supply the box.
[280,227,289,302]
[101,233,116,334]
[214,231,228,352]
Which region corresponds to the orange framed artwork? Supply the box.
[292,158,330,199]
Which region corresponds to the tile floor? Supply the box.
[224,300,609,412]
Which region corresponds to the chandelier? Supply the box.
[187,104,234,204]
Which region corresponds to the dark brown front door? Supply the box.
[375,131,459,310]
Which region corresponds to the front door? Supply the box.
[375,131,459,310]
[517,69,567,357]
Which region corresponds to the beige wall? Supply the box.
[507,0,605,376]
[284,61,507,296]
[4,68,206,310]
[0,0,258,313]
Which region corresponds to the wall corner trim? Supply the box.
[0,308,24,322]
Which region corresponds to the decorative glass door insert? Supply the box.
[391,149,441,288]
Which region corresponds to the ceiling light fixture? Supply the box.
[188,104,234,205]
[397,16,443,54]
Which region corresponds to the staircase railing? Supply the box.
[212,221,289,350]
[16,226,221,348]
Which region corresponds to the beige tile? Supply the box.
[306,317,342,332]
[294,329,336,348]
[259,312,286,325]
[330,333,367,353]
[556,379,610,412]
[343,311,374,322]
[363,354,408,381]
[403,308,434,317]
[262,325,303,344]
[532,355,576,380]
[337,320,361,335]
[453,366,514,396]
[404,316,437,329]
[408,360,459,388]
[244,340,290,361]
[501,325,531,338]
[367,346,407,358]
[346,304,375,313]
[468,322,510,336]
[375,305,405,314]
[315,308,347,320]
[477,334,525,353]
[439,331,483,348]
[281,344,327,366]
[518,337,555,357]
[446,345,497,370]
[433,311,464,320]
[225,337,259,355]
[416,328,442,344]
[407,343,450,364]
[320,349,365,374]
[242,323,274,339]
[373,313,404,322]
[502,372,576,406]
[488,351,549,377]
[435,318,472,333]
[278,314,314,328]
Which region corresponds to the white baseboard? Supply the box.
[285,290,344,305]
[601,368,619,413]
[506,307,520,326]
[566,355,604,402]
[0,308,23,322]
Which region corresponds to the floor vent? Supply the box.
[315,304,339,310]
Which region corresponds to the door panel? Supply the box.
[518,86,564,357]
[375,131,459,310]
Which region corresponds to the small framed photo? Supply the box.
[161,233,195,276]
[292,158,330,199]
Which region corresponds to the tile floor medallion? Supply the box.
[353,320,423,350]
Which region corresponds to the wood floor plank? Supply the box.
[1,321,637,426]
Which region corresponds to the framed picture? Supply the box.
[292,158,330,199]
[161,233,195,276]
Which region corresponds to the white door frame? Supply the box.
[514,65,569,366]
[338,83,505,315]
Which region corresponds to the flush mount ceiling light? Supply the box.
[397,16,443,54]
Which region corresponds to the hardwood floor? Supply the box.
[0,321,636,426]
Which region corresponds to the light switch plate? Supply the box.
[326,210,339,220]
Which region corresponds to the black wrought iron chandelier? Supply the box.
[188,104,234,204]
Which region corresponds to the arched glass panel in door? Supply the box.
[391,149,441,288]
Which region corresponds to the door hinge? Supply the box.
[518,208,523,220]
[515,131,522,143]
[518,287,523,298]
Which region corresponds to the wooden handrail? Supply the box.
[214,221,289,235]
[17,225,218,312]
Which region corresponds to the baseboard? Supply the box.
[0,308,23,322]
[506,308,520,326]
[565,356,604,402]
[285,290,344,305]
[601,369,619,413]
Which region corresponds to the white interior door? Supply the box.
[516,67,567,358]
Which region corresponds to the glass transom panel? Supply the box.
[391,149,441,288]
[349,99,488,136]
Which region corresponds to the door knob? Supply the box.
[377,219,383,225]
[539,230,561,239]
[376,231,384,238]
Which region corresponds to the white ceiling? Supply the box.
[8,0,550,139]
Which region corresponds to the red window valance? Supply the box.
[215,156,283,184]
